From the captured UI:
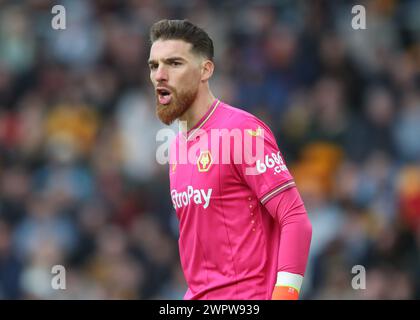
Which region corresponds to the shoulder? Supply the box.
[217,101,273,133]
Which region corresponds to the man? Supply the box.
[148,19,312,300]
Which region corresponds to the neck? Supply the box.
[179,88,216,131]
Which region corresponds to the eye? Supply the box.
[171,61,182,66]
[149,63,158,70]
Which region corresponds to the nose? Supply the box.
[155,65,168,82]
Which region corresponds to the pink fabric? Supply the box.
[264,187,312,276]
[169,100,310,299]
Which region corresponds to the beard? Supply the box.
[156,86,198,125]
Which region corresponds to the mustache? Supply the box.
[155,84,175,92]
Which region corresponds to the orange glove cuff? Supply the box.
[271,285,299,300]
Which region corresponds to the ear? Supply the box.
[201,59,214,82]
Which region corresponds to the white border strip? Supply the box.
[276,271,303,292]
[261,181,295,204]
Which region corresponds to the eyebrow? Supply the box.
[148,56,187,64]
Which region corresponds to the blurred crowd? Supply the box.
[0,0,419,299]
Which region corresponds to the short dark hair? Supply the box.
[149,19,214,61]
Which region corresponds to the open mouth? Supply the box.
[157,88,172,105]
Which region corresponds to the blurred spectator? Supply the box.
[393,91,420,162]
[0,5,36,74]
[345,86,396,161]
[13,192,79,262]
[0,219,23,299]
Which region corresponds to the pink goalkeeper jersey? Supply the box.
[169,99,296,300]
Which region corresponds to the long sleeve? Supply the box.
[264,186,312,277]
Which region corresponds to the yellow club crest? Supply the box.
[197,150,213,172]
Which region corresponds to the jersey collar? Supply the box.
[185,99,220,141]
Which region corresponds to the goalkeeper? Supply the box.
[148,19,312,300]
